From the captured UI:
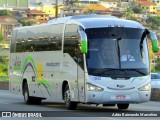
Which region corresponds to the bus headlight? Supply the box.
[138,83,151,91]
[87,83,104,92]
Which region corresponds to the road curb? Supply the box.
[0,82,9,90]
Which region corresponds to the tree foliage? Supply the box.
[18,20,29,26]
[0,33,4,43]
[18,19,38,26]
[66,0,79,6]
[155,58,160,72]
[0,10,11,16]
[86,8,96,14]
[132,6,144,14]
[123,7,134,19]
[128,16,140,22]
[28,19,38,26]
[0,56,8,76]
[147,16,160,30]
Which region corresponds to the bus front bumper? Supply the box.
[85,90,150,104]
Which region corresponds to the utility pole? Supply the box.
[55,0,58,18]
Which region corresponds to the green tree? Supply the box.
[128,16,140,22]
[0,32,4,43]
[155,58,160,72]
[18,20,29,26]
[67,0,79,7]
[147,16,160,30]
[86,8,96,14]
[0,33,8,76]
[123,7,134,19]
[28,19,38,26]
[0,10,11,16]
[132,6,144,14]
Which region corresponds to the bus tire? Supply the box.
[117,104,129,109]
[23,82,36,104]
[33,97,42,105]
[64,84,77,110]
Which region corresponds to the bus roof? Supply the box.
[14,15,145,31]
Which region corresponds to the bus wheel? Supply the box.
[117,104,129,109]
[23,82,42,104]
[23,82,34,104]
[64,84,77,110]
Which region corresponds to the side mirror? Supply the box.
[79,30,88,54]
[148,30,159,52]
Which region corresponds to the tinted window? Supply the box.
[151,74,160,79]
[86,28,149,77]
[64,24,84,70]
[16,28,29,52]
[15,24,63,52]
[64,24,80,57]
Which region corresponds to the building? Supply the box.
[119,0,132,7]
[133,13,149,23]
[100,0,118,8]
[79,0,99,4]
[60,7,84,17]
[153,0,160,6]
[139,0,157,14]
[25,10,49,23]
[83,4,108,13]
[76,0,100,7]
[0,16,21,42]
[0,16,21,55]
[36,4,65,17]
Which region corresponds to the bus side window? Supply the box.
[64,24,79,58]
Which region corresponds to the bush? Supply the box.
[0,64,8,72]
[132,6,143,14]
[0,10,11,16]
[18,20,30,26]
[0,32,3,43]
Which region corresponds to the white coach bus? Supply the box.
[9,15,159,110]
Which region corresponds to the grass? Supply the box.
[0,76,9,82]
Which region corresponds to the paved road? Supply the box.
[0,90,160,120]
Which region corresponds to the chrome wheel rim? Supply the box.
[65,89,70,107]
[24,88,28,102]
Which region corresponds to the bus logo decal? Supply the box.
[117,85,125,88]
[46,62,60,67]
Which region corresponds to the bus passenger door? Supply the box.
[77,49,85,102]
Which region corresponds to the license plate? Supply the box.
[111,95,130,100]
[116,95,126,100]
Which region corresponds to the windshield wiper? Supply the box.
[125,69,147,75]
[96,68,120,76]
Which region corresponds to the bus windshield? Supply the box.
[85,27,149,77]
